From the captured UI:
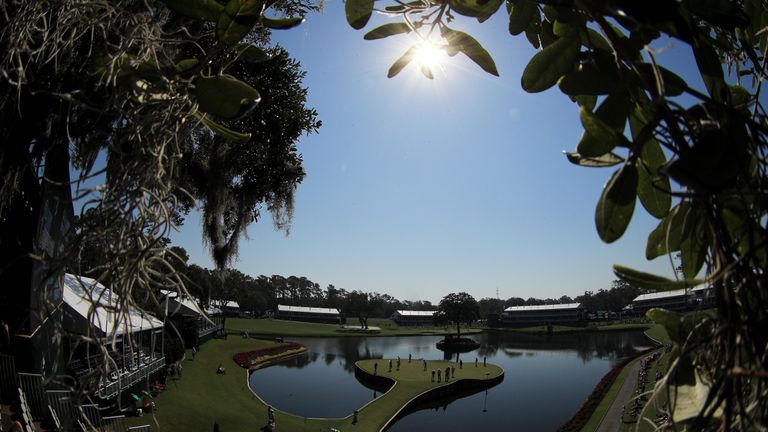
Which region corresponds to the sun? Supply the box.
[413,41,445,75]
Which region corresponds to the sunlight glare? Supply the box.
[414,41,445,72]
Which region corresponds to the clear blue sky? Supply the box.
[172,1,705,304]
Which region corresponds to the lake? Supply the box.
[248,330,653,431]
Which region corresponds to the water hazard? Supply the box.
[247,330,652,430]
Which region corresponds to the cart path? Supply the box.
[596,359,641,432]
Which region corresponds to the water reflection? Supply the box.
[248,330,651,429]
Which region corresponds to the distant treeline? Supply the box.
[156,246,641,319]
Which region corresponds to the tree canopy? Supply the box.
[0,0,319,381]
[437,292,479,339]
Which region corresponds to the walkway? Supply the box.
[596,359,641,432]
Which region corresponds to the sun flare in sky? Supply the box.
[413,40,446,76]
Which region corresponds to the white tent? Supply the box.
[62,273,163,337]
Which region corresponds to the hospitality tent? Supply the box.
[62,274,163,337]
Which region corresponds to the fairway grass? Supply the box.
[135,336,502,432]
[225,317,483,338]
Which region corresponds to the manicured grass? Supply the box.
[129,336,501,432]
[225,317,483,337]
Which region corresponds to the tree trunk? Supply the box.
[456,322,461,340]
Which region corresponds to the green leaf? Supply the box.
[217,0,263,45]
[508,0,537,36]
[173,59,200,75]
[614,264,704,291]
[565,151,624,168]
[728,84,752,108]
[521,36,579,93]
[580,106,626,147]
[193,75,261,119]
[421,64,434,80]
[680,209,708,279]
[443,28,499,76]
[671,369,720,422]
[194,112,251,142]
[577,94,632,157]
[639,132,667,172]
[637,160,671,219]
[693,36,729,102]
[385,0,423,12]
[646,215,671,260]
[573,95,596,111]
[524,13,542,49]
[581,28,611,52]
[160,0,223,21]
[558,63,617,96]
[646,308,682,342]
[262,16,304,30]
[346,0,374,30]
[684,0,749,30]
[646,202,696,260]
[596,164,637,243]
[388,45,418,78]
[235,44,271,63]
[449,0,503,22]
[635,63,687,96]
[364,23,415,40]
[578,105,630,157]
[553,20,581,37]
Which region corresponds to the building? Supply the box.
[390,310,437,326]
[500,303,585,326]
[220,300,241,317]
[275,304,341,324]
[628,286,713,316]
[61,273,166,401]
[159,290,225,348]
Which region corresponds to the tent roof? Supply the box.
[394,310,436,317]
[159,290,222,316]
[277,304,339,315]
[632,286,708,303]
[503,303,582,312]
[63,273,163,337]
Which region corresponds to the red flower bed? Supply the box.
[232,342,306,369]
[555,347,655,432]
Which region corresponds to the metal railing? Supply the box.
[0,354,18,403]
[102,415,128,432]
[46,390,76,429]
[96,356,165,399]
[127,426,152,432]
[18,372,46,420]
[18,387,37,432]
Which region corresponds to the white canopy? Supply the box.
[63,273,164,337]
[277,304,339,315]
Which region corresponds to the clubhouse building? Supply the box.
[500,303,585,326]
[275,304,341,324]
[390,310,437,326]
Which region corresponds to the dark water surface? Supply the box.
[248,330,652,431]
